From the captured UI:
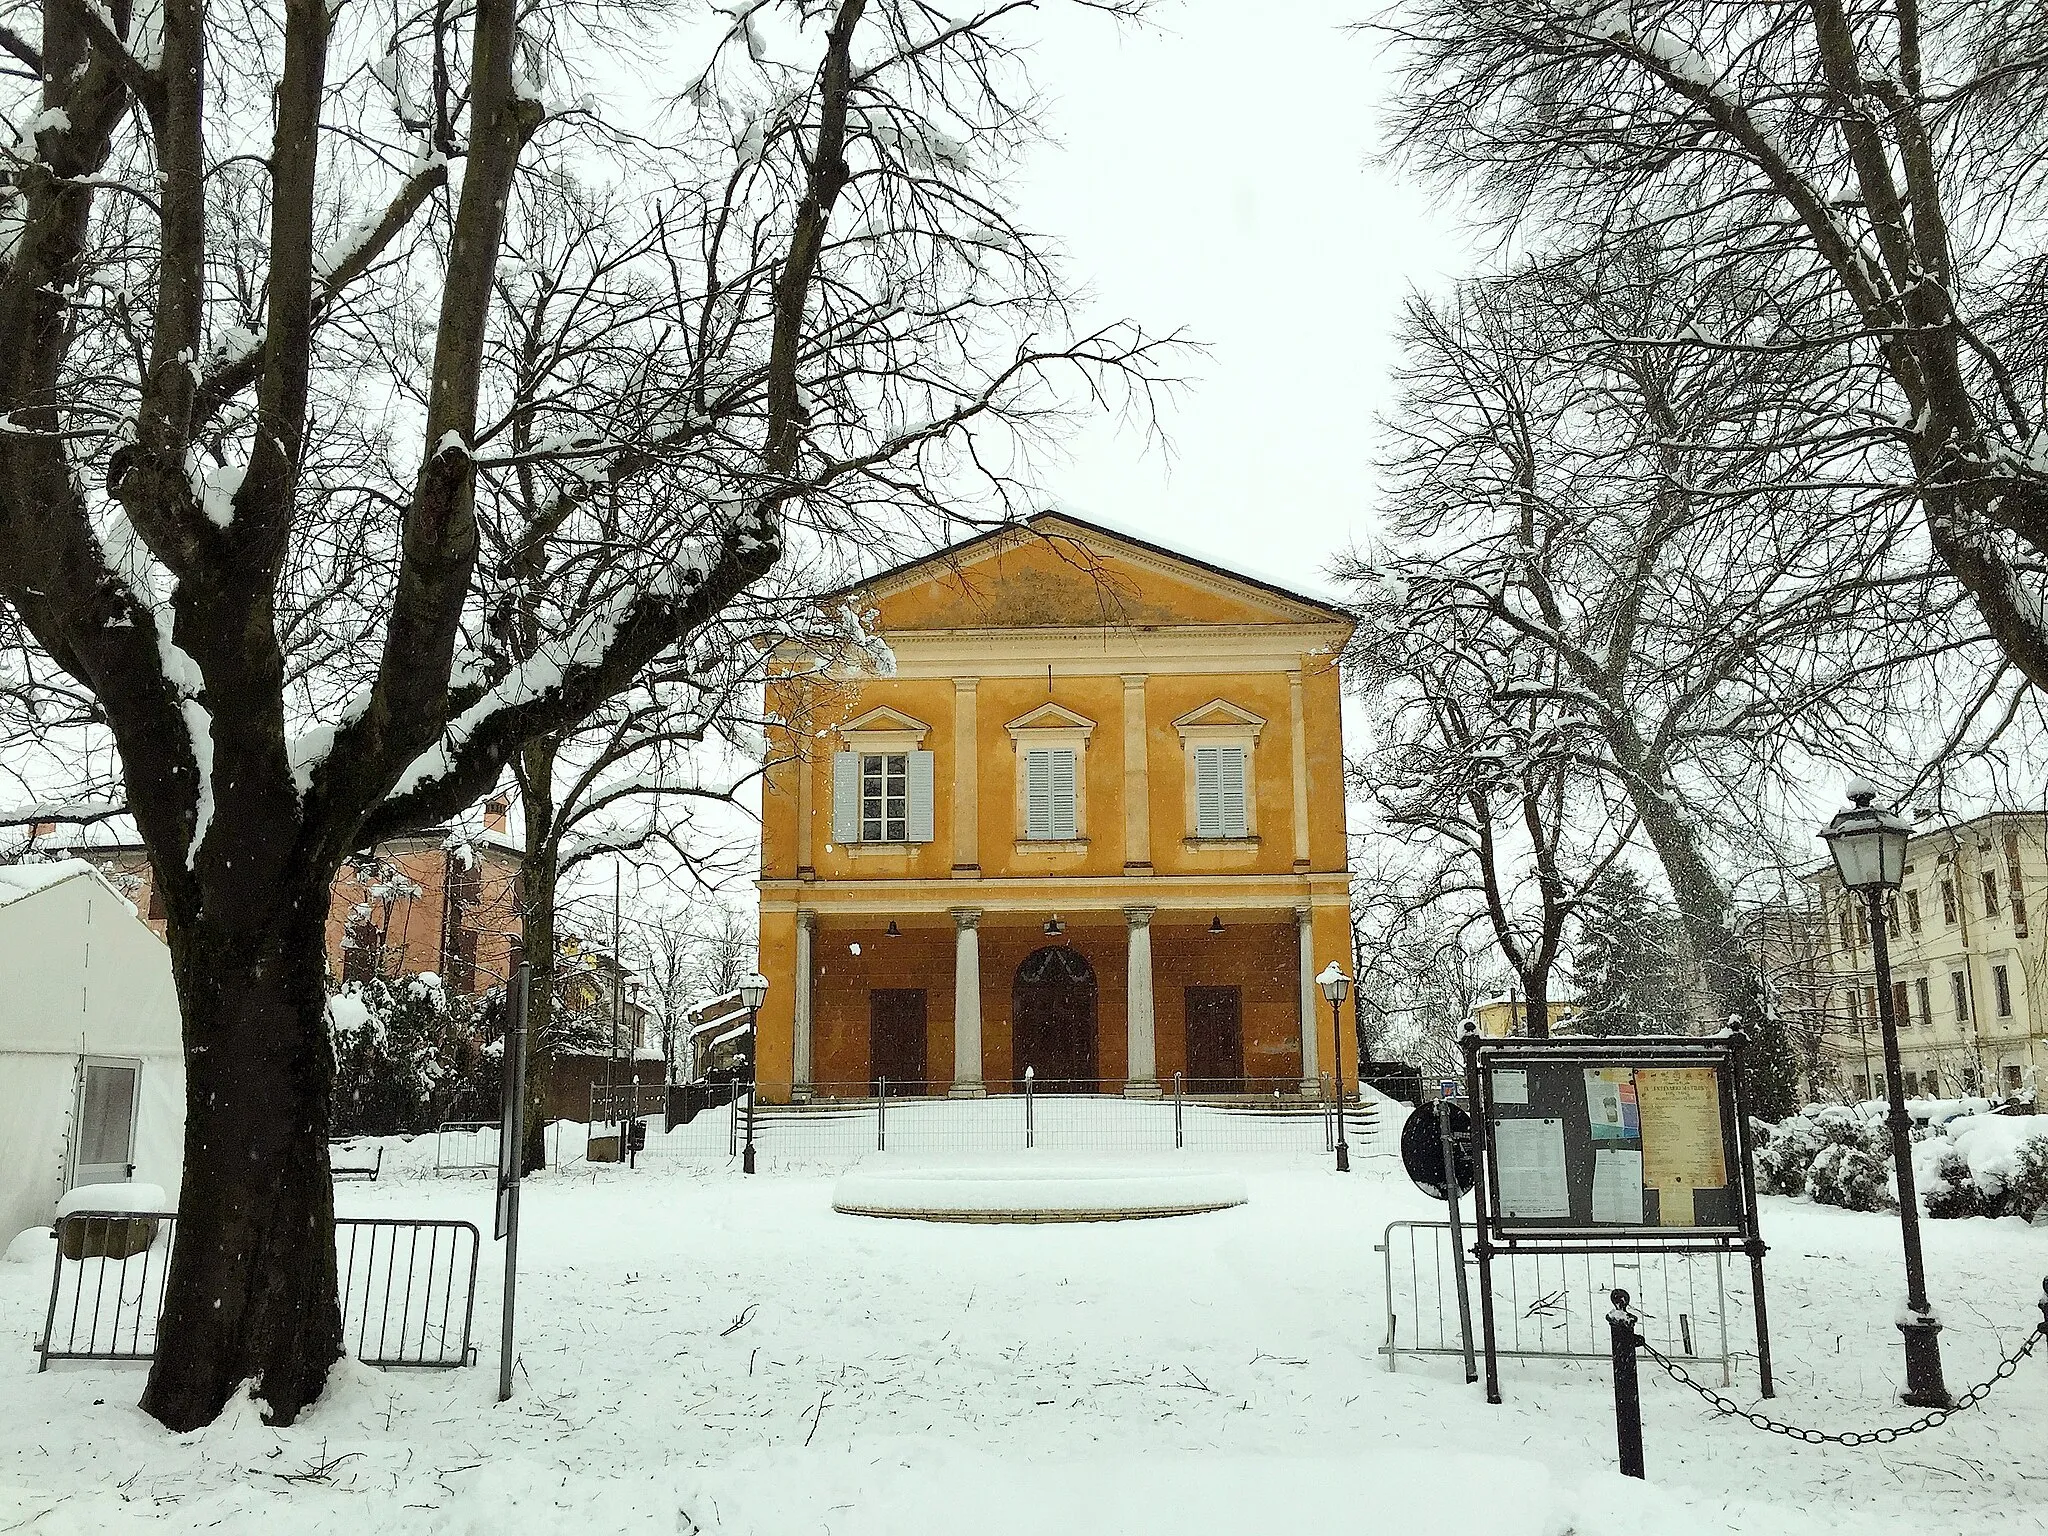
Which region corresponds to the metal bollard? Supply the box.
[1172,1072,1184,1150]
[1608,1288,1645,1479]
[1024,1068,1035,1150]
[877,1078,888,1152]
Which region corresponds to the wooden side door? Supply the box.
[1183,986,1244,1093]
[868,989,929,1094]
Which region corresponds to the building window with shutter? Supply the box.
[1905,890,1921,933]
[1194,745,1249,838]
[1003,703,1095,849]
[1950,970,1968,1022]
[1893,979,1911,1025]
[1941,879,1957,925]
[1173,699,1265,846]
[829,708,935,847]
[1913,976,1930,1028]
[1981,870,2001,917]
[860,753,908,843]
[1993,963,2013,1018]
[1024,747,1078,839]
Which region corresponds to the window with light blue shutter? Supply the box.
[1025,748,1077,839]
[831,751,860,842]
[1194,745,1247,838]
[906,750,935,843]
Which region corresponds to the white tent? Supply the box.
[0,861,185,1246]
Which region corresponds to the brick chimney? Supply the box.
[484,793,511,834]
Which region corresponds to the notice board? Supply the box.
[1473,1040,1744,1238]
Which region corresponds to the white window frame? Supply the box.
[860,752,909,843]
[833,707,933,848]
[1174,700,1264,845]
[1005,704,1094,850]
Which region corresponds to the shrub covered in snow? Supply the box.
[1804,1115,1895,1212]
[2008,1135,2048,1223]
[1923,1146,1997,1219]
[1755,1115,1824,1197]
[330,974,501,1135]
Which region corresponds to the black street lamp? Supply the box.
[1319,963,1353,1173]
[738,971,768,1176]
[1821,784,1952,1408]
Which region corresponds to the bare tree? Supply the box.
[1356,588,1641,1037]
[1345,249,1940,1113]
[0,0,1176,1428]
[1368,0,2048,702]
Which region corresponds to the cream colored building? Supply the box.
[1808,810,2048,1101]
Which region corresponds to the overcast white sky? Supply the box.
[1003,2,1472,594]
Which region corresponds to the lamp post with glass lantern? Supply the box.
[1319,963,1353,1173]
[738,972,768,1175]
[1820,785,1952,1408]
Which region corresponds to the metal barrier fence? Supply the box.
[589,1081,670,1125]
[1378,1220,1731,1384]
[38,1212,481,1371]
[629,1075,1379,1169]
[434,1120,500,1174]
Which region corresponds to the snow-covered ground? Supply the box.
[3,1129,2044,1536]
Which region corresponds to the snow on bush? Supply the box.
[1943,1114,2048,1222]
[1756,1106,1892,1205]
[1755,1115,1823,1196]
[1922,1146,1993,1219]
[330,974,501,1136]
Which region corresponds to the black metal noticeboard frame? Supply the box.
[1459,1027,1774,1405]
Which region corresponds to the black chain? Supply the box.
[1633,1323,2047,1446]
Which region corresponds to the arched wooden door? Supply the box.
[1011,946,1098,1088]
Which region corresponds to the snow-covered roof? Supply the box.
[690,1004,748,1039]
[0,859,129,912]
[707,1022,753,1048]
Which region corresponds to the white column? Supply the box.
[1296,905,1321,1094]
[950,907,985,1097]
[793,910,816,1100]
[1124,905,1160,1097]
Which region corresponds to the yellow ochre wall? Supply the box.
[751,518,1356,1099]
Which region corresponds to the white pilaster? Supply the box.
[1122,673,1152,871]
[952,677,979,873]
[1296,905,1321,1094]
[950,907,985,1097]
[793,910,816,1100]
[1124,905,1160,1097]
[1289,669,1311,872]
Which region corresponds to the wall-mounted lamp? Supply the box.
[885,920,901,938]
[1043,916,1066,937]
[1208,915,1225,936]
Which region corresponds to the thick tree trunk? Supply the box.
[1617,760,1798,1119]
[517,745,558,1174]
[139,887,343,1431]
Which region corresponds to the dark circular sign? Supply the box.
[1400,1101,1475,1201]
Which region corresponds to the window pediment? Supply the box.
[1004,702,1096,741]
[837,705,931,750]
[1173,699,1265,740]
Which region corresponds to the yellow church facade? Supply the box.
[752,513,1356,1102]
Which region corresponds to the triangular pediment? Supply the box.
[832,512,1352,633]
[1173,699,1266,734]
[1004,702,1097,737]
[837,705,931,739]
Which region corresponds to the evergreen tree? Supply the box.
[1569,867,1694,1035]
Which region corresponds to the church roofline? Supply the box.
[817,510,1355,628]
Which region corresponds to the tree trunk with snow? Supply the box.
[140,885,344,1429]
[0,0,1169,1430]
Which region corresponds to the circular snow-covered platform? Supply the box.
[831,1166,1247,1224]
